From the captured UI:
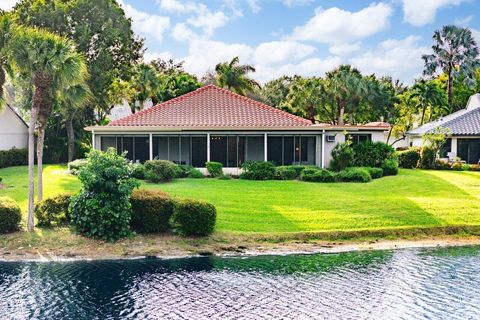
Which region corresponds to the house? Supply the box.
[85,85,390,173]
[0,104,28,150]
[407,93,480,164]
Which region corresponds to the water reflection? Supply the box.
[0,247,479,319]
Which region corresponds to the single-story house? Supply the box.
[0,104,28,150]
[85,85,390,173]
[407,93,480,164]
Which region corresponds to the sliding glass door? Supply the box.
[100,135,149,163]
[210,135,264,167]
[267,135,316,166]
[458,139,480,164]
[153,135,207,166]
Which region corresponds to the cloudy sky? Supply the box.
[2,0,479,83]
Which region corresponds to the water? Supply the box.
[1,246,480,319]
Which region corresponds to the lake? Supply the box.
[1,246,480,319]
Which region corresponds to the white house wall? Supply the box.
[0,106,28,150]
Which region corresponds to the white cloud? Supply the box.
[187,5,229,36]
[253,41,316,65]
[0,0,19,10]
[283,0,314,7]
[120,1,170,42]
[144,51,173,62]
[172,23,197,42]
[329,43,361,56]
[290,3,392,44]
[472,29,480,44]
[402,0,466,26]
[246,0,261,13]
[156,0,198,13]
[454,15,473,26]
[350,36,428,82]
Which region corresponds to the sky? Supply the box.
[1,0,480,84]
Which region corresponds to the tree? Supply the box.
[422,25,480,106]
[215,56,260,95]
[9,26,88,230]
[155,72,201,103]
[260,75,298,107]
[409,80,448,125]
[0,14,13,109]
[129,63,160,113]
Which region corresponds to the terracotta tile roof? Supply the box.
[108,85,312,128]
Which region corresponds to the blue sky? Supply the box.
[2,0,479,83]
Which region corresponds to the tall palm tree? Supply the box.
[422,25,480,106]
[129,63,159,113]
[215,57,260,96]
[9,27,87,230]
[409,80,448,126]
[0,14,13,109]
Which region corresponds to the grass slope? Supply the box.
[1,165,479,235]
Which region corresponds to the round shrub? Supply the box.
[275,166,297,180]
[337,168,372,183]
[173,199,217,236]
[130,163,146,180]
[361,167,383,179]
[450,161,463,171]
[435,159,450,170]
[301,168,336,182]
[130,189,174,233]
[144,160,177,182]
[330,142,354,171]
[35,193,73,227]
[188,168,205,178]
[240,161,276,180]
[397,148,420,169]
[206,161,223,177]
[352,141,395,167]
[382,159,399,176]
[289,165,309,178]
[0,196,21,233]
[418,146,436,169]
[470,164,480,171]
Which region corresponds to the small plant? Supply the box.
[300,168,336,182]
[240,161,276,180]
[188,168,205,178]
[206,161,223,177]
[435,159,450,170]
[173,199,217,236]
[35,193,73,227]
[397,148,421,169]
[218,173,232,180]
[382,159,399,176]
[470,164,480,171]
[274,166,297,180]
[450,161,463,170]
[337,168,372,183]
[130,189,174,233]
[330,142,354,171]
[0,196,21,233]
[144,160,178,182]
[68,158,88,174]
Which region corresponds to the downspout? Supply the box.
[207,133,211,163]
[149,133,153,160]
[92,130,95,149]
[321,129,325,169]
[264,133,268,162]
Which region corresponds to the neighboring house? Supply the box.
[407,93,480,164]
[107,100,154,122]
[0,104,28,150]
[85,85,390,172]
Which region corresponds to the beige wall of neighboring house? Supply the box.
[0,105,28,150]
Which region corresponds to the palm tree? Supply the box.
[9,27,87,230]
[129,63,160,113]
[0,15,13,109]
[422,25,480,106]
[215,57,260,96]
[409,80,448,126]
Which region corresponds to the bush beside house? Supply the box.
[130,189,174,233]
[35,193,73,227]
[0,196,22,233]
[144,160,178,182]
[0,148,28,169]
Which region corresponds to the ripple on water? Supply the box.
[1,247,480,319]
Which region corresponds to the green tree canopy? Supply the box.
[215,56,260,95]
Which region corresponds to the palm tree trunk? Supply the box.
[66,118,75,162]
[27,108,38,231]
[36,124,45,202]
[447,66,453,107]
[420,104,427,126]
[0,67,5,104]
[337,99,345,126]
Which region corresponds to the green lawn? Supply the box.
[1,165,480,234]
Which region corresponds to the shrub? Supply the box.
[35,193,73,227]
[352,141,395,167]
[462,164,471,171]
[331,142,354,171]
[218,173,232,180]
[130,189,174,233]
[130,163,146,180]
[397,148,421,169]
[0,148,28,169]
[240,161,276,180]
[288,165,310,178]
[300,168,336,182]
[275,166,297,180]
[71,149,139,241]
[144,160,177,182]
[68,159,88,174]
[173,165,193,178]
[206,161,223,177]
[188,168,204,178]
[382,159,399,176]
[450,161,463,171]
[336,168,372,183]
[435,159,450,170]
[418,146,436,169]
[470,164,480,171]
[361,167,383,179]
[0,196,21,233]
[173,199,217,236]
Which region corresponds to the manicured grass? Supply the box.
[1,165,480,235]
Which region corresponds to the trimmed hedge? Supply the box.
[131,163,146,179]
[188,168,204,178]
[206,161,223,177]
[382,159,399,176]
[275,166,297,180]
[0,148,28,169]
[352,141,395,167]
[144,160,177,182]
[0,196,22,233]
[337,168,372,183]
[361,167,383,179]
[397,148,420,169]
[68,158,88,173]
[35,193,73,227]
[301,168,336,182]
[130,189,174,233]
[240,161,276,180]
[173,199,216,236]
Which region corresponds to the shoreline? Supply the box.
[2,235,480,262]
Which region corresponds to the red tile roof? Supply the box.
[108,85,313,128]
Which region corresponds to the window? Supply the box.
[100,136,148,163]
[191,137,207,167]
[101,137,116,152]
[347,134,372,145]
[458,139,480,164]
[440,138,451,158]
[210,135,264,167]
[267,135,316,166]
[153,135,207,166]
